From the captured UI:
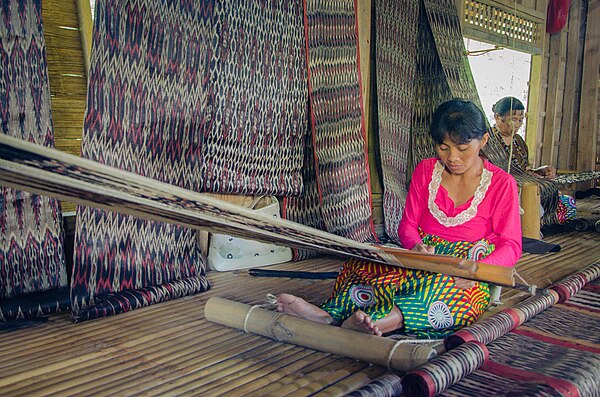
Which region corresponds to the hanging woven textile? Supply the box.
[72,0,310,321]
[409,2,452,175]
[374,0,420,241]
[283,0,377,247]
[71,0,215,321]
[0,0,69,321]
[199,0,307,195]
[282,128,326,261]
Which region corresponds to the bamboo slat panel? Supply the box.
[42,0,86,213]
[0,231,598,396]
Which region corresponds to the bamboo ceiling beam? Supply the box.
[0,134,519,288]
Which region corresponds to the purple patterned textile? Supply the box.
[0,0,68,321]
[72,0,309,321]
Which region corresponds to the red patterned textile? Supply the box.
[284,0,377,247]
[399,262,600,396]
[440,277,600,396]
[0,0,68,321]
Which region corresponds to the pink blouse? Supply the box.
[398,158,522,267]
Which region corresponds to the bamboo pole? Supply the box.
[204,297,436,372]
[0,134,518,287]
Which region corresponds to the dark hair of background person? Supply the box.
[430,98,488,145]
[492,96,525,117]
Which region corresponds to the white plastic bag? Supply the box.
[207,196,292,271]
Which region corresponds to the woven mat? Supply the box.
[0,0,68,321]
[283,0,377,246]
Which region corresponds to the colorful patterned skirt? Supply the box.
[556,193,577,224]
[319,234,494,339]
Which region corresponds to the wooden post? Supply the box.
[521,182,541,239]
[204,297,437,372]
[577,0,600,178]
[76,0,93,78]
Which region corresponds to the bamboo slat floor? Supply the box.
[1,201,599,396]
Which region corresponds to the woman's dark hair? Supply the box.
[492,96,525,117]
[429,99,488,145]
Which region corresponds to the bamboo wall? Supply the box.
[42,0,87,157]
[42,0,90,213]
[533,0,599,178]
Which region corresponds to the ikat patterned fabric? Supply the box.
[0,0,68,321]
[283,0,377,249]
[73,0,310,321]
[374,0,420,242]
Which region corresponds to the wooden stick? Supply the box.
[204,297,436,372]
[0,134,515,287]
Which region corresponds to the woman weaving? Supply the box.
[277,99,522,339]
[490,96,576,224]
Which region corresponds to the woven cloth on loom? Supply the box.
[374,0,419,241]
[283,0,377,246]
[0,0,68,321]
[400,262,600,397]
[439,277,600,396]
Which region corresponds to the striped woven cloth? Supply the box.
[400,261,600,396]
[440,276,600,396]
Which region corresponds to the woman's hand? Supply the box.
[453,277,477,289]
[412,244,436,254]
[534,165,556,179]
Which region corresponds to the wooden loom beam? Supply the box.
[204,297,437,372]
[0,134,516,287]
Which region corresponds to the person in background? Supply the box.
[490,96,576,224]
[276,99,522,339]
[490,96,556,178]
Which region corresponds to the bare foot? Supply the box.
[276,293,333,324]
[341,310,382,336]
[342,306,404,336]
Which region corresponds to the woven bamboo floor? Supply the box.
[1,200,599,396]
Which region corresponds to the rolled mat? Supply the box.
[402,341,489,397]
[445,260,600,349]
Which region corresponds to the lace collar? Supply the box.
[428,160,492,227]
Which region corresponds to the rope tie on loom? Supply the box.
[386,338,443,370]
[514,270,537,295]
[242,293,279,333]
